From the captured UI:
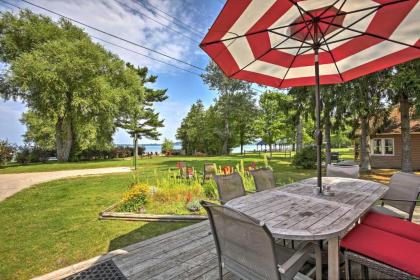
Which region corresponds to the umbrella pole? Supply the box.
[314,47,322,193]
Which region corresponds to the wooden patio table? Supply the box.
[226,177,388,280]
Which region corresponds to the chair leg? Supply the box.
[361,264,369,280]
[218,256,223,280]
[345,257,352,280]
[314,243,323,280]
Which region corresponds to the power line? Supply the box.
[132,0,204,37]
[0,0,264,93]
[117,0,200,43]
[91,36,203,76]
[0,1,204,76]
[14,0,206,71]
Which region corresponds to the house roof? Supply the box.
[376,106,420,134]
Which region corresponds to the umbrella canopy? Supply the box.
[200,0,420,192]
[200,0,420,88]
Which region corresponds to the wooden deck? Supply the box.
[35,207,420,280]
[35,221,240,280]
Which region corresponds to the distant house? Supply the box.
[369,107,420,170]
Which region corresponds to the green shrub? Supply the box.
[118,184,149,212]
[0,140,15,165]
[16,147,31,165]
[186,200,201,212]
[292,145,325,169]
[202,181,218,199]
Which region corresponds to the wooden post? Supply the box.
[328,236,340,280]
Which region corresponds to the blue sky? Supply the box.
[0,0,228,145]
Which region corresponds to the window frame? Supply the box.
[371,138,395,156]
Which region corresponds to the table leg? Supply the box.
[328,236,340,280]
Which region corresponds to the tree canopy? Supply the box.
[0,10,166,161]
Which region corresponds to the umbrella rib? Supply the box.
[323,34,364,45]
[279,29,314,88]
[293,1,316,43]
[321,0,347,38]
[317,24,345,82]
[274,46,312,50]
[322,5,381,44]
[289,0,314,19]
[320,19,420,50]
[317,0,342,19]
[318,0,409,23]
[227,24,312,78]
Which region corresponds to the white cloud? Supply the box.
[22,0,204,74]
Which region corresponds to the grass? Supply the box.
[0,148,354,174]
[0,149,351,279]
[0,158,132,174]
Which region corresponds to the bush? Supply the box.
[16,146,31,165]
[118,184,149,212]
[202,181,218,199]
[30,148,55,163]
[0,140,16,165]
[292,145,325,169]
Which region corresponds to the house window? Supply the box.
[371,138,394,156]
[372,139,382,155]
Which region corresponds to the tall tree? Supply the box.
[116,64,167,168]
[176,100,207,155]
[288,87,314,152]
[345,72,389,171]
[386,60,420,172]
[256,91,289,157]
[201,62,252,154]
[0,11,152,161]
[230,92,259,155]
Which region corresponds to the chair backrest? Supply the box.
[250,168,276,192]
[326,164,360,179]
[204,163,216,179]
[214,172,246,204]
[383,172,420,216]
[201,201,280,280]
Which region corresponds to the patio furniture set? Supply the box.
[201,166,420,280]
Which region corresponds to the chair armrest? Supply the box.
[381,198,420,202]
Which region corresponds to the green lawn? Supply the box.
[0,158,132,174]
[0,148,354,174]
[0,151,343,279]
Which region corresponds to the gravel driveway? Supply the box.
[0,167,131,202]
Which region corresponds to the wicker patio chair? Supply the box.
[214,172,246,205]
[326,164,360,179]
[371,172,420,221]
[203,163,216,183]
[341,223,420,280]
[201,201,322,280]
[250,168,276,192]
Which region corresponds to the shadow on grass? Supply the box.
[107,221,196,252]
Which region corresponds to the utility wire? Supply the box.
[117,0,200,43]
[91,36,203,76]
[0,1,204,76]
[132,0,204,37]
[0,0,264,93]
[14,0,206,71]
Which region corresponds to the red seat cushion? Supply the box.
[362,212,420,243]
[341,224,420,277]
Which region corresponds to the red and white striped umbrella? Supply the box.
[200,0,420,88]
[200,0,420,192]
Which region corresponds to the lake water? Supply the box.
[140,144,282,154]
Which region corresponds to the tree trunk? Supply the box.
[360,117,371,171]
[325,118,332,164]
[133,134,138,170]
[269,143,272,158]
[56,117,73,162]
[400,93,412,172]
[222,115,229,155]
[296,115,303,152]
